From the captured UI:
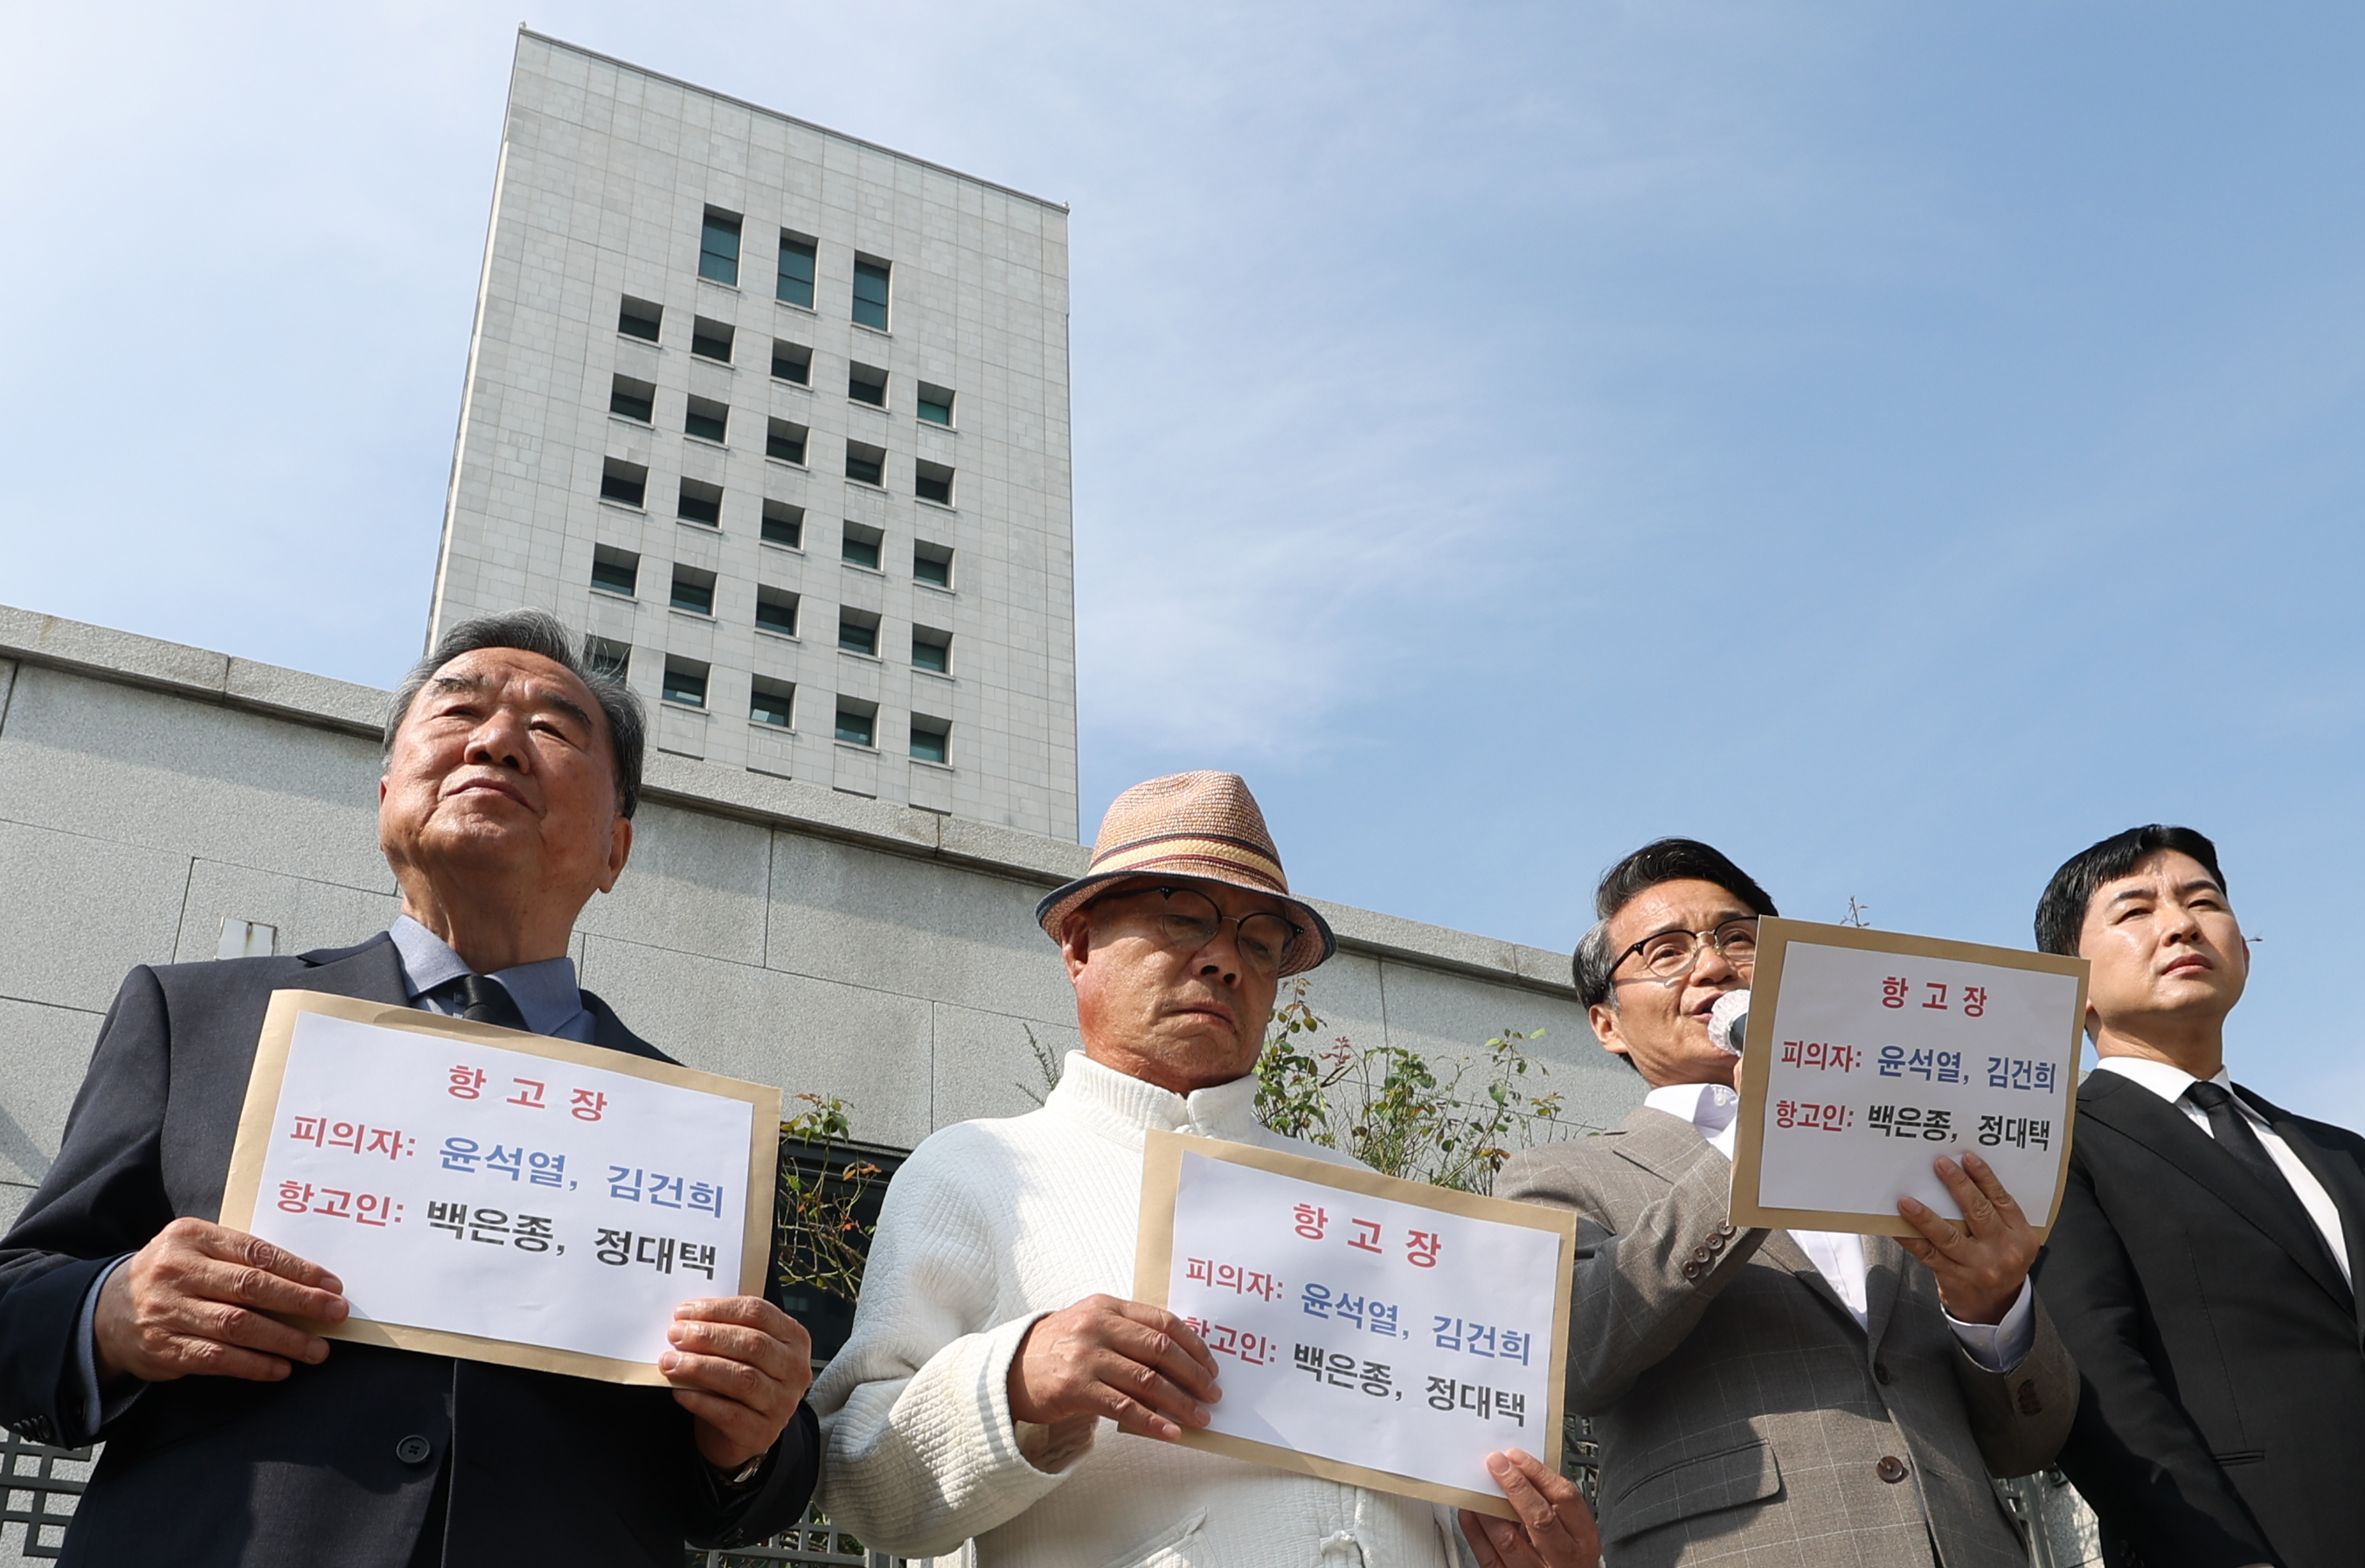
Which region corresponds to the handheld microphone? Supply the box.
[1709,989,1750,1058]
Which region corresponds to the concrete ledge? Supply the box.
[0,602,1578,1001]
[0,606,387,739]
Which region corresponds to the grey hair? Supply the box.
[384,610,646,819]
[1572,919,1619,1011]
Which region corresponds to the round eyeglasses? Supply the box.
[1610,918,1759,987]
[1089,885,1301,977]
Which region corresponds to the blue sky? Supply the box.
[5,4,2362,1117]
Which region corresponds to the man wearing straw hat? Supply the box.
[811,772,1595,1568]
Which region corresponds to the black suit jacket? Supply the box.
[0,934,818,1568]
[2034,1070,2365,1568]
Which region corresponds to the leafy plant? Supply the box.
[1253,976,1587,1192]
[773,1093,883,1303]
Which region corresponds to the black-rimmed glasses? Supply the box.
[1611,918,1758,987]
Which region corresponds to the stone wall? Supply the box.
[0,604,1640,1232]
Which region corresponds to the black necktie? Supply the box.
[460,974,527,1032]
[2183,1079,2341,1278]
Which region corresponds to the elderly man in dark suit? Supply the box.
[2033,824,2365,1568]
[1496,837,2077,1568]
[0,611,819,1567]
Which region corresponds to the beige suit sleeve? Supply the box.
[1947,1288,2078,1478]
[1498,1139,1769,1413]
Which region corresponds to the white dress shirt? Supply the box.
[2092,1055,2351,1283]
[1643,1081,2036,1371]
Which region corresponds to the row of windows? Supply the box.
[602,448,956,528]
[592,483,954,588]
[607,378,954,503]
[616,298,955,426]
[697,208,892,331]
[591,546,954,670]
[590,637,950,763]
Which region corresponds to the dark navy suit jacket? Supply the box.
[0,934,817,1568]
[2036,1071,2365,1568]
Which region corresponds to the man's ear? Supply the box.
[1590,1002,1629,1059]
[598,815,634,892]
[1059,912,1092,983]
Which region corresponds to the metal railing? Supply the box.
[1,1433,90,1562]
[4,1428,2096,1568]
[0,1434,899,1568]
[686,1510,908,1568]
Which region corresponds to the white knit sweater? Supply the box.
[811,1052,1470,1568]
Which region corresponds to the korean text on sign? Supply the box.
[1739,923,2083,1233]
[1148,1134,1569,1510]
[234,1001,761,1374]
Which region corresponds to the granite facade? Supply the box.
[431,31,1079,841]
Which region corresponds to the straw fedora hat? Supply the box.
[1034,771,1337,976]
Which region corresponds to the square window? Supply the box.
[912,628,951,673]
[600,459,648,509]
[690,316,734,364]
[669,564,716,616]
[844,441,885,487]
[848,363,888,408]
[835,700,877,747]
[699,208,742,286]
[914,460,954,507]
[591,545,639,597]
[771,339,811,385]
[662,656,709,708]
[677,478,723,526]
[750,676,796,728]
[912,542,954,588]
[917,383,954,427]
[842,522,883,570]
[761,500,804,549]
[766,419,808,465]
[756,586,800,635]
[838,608,880,657]
[685,395,729,444]
[777,232,817,309]
[618,296,662,343]
[910,717,949,765]
[851,257,891,330]
[609,374,655,424]
[585,635,631,680]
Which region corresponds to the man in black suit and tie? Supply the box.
[0,611,819,1566]
[2032,824,2365,1568]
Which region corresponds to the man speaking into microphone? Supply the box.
[1496,838,2076,1568]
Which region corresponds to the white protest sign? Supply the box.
[1731,919,2088,1237]
[219,991,780,1384]
[1134,1130,1575,1520]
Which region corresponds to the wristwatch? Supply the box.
[715,1452,766,1489]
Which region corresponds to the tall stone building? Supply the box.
[431,31,1078,838]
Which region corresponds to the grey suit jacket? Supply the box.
[1499,1107,2077,1568]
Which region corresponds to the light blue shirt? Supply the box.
[386,915,597,1044]
[73,920,594,1438]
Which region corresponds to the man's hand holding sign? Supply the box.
[1894,1153,2044,1326]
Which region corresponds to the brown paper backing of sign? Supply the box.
[1132,1128,1577,1521]
[218,989,782,1387]
[1728,919,2089,1240]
